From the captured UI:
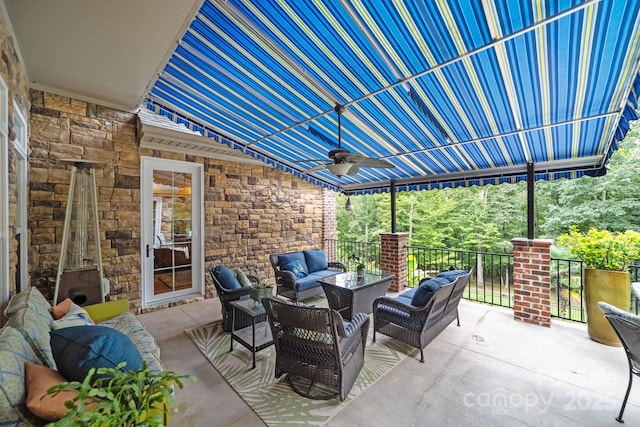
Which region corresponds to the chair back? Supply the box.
[603,310,640,371]
[207,264,239,295]
[443,270,472,315]
[263,297,342,367]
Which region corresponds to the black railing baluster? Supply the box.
[325,239,631,323]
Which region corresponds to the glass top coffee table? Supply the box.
[318,271,394,320]
[229,298,273,369]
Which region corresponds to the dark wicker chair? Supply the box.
[373,270,471,362]
[262,297,369,401]
[208,264,259,332]
[599,297,640,423]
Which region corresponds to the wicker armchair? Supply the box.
[262,297,369,401]
[208,264,259,332]
[373,270,471,362]
[599,294,640,423]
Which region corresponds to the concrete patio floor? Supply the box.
[139,296,640,426]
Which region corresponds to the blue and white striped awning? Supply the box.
[147,0,640,194]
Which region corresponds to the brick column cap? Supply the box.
[511,238,553,247]
[380,232,409,237]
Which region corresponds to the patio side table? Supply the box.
[229,298,273,369]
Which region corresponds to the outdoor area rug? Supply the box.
[184,313,416,426]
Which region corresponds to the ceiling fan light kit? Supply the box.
[327,163,354,177]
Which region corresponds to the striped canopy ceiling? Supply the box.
[147,0,640,194]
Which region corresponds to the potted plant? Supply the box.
[557,226,640,346]
[47,362,195,426]
[356,262,366,278]
[250,282,273,303]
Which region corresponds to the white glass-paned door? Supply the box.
[141,157,203,306]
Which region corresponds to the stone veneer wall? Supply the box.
[0,8,31,302]
[28,89,330,312]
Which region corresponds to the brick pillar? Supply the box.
[322,189,336,254]
[380,233,408,292]
[512,238,552,327]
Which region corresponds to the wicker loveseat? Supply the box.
[269,249,346,302]
[373,270,472,362]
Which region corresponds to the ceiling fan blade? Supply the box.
[292,158,329,163]
[354,157,395,169]
[305,164,330,173]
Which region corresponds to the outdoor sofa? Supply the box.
[373,270,472,362]
[0,286,165,425]
[270,249,346,302]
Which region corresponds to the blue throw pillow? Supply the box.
[411,277,452,307]
[50,325,143,382]
[277,252,309,274]
[303,249,328,272]
[283,260,308,279]
[213,265,242,290]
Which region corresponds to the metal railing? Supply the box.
[407,246,514,309]
[550,258,585,322]
[325,239,381,273]
[327,240,640,323]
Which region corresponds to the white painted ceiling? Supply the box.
[2,0,201,111]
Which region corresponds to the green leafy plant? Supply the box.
[557,226,640,271]
[46,362,195,427]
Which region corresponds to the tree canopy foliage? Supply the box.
[337,124,640,253]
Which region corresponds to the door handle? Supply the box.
[146,244,150,258]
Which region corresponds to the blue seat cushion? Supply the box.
[310,269,339,280]
[395,294,414,306]
[50,325,143,382]
[283,260,308,279]
[214,265,242,290]
[436,270,468,280]
[295,273,322,291]
[278,252,309,275]
[399,287,417,300]
[304,249,328,273]
[411,276,453,307]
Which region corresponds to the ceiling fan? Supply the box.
[300,104,395,177]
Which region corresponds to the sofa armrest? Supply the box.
[85,299,130,323]
[328,261,346,272]
[276,269,297,289]
[373,296,436,324]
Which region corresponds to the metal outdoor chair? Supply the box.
[599,298,640,423]
[262,297,369,401]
